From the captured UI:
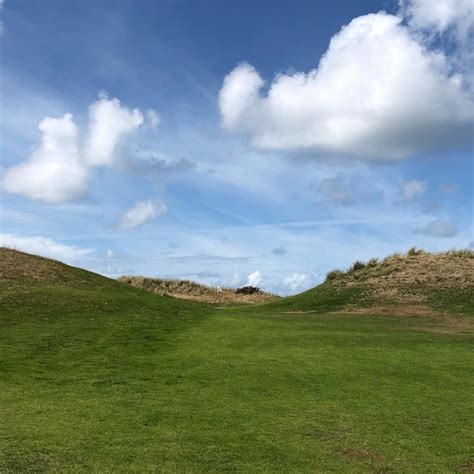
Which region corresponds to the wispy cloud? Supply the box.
[118,200,167,230]
[400,0,474,46]
[246,270,261,286]
[401,180,427,201]
[0,232,93,261]
[312,173,384,208]
[281,272,315,293]
[0,0,5,35]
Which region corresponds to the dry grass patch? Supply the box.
[118,276,279,304]
[0,247,96,285]
[323,248,474,308]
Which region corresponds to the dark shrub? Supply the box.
[235,286,261,295]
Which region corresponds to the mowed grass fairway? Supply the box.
[1,259,473,472]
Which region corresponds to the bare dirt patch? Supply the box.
[461,462,474,473]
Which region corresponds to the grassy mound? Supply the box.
[266,248,474,316]
[0,247,114,286]
[1,248,473,472]
[119,275,279,304]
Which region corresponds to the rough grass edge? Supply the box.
[324,247,474,282]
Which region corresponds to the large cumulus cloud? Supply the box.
[219,8,473,159]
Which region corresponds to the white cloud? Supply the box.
[402,180,427,200]
[421,218,459,237]
[0,233,93,262]
[3,94,151,203]
[400,0,473,43]
[84,93,144,167]
[282,273,312,293]
[219,12,473,159]
[401,0,474,90]
[220,63,264,131]
[146,109,161,128]
[2,114,89,203]
[0,0,5,35]
[118,200,167,230]
[246,270,262,286]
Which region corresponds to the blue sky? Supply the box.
[1,0,473,294]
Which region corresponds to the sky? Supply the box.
[0,0,473,295]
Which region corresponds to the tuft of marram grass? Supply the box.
[326,269,343,281]
[443,248,474,258]
[367,258,379,268]
[407,247,426,256]
[349,260,366,272]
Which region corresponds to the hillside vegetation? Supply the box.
[0,247,113,285]
[267,248,474,318]
[1,247,473,472]
[119,275,279,304]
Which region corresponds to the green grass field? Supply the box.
[1,255,473,472]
